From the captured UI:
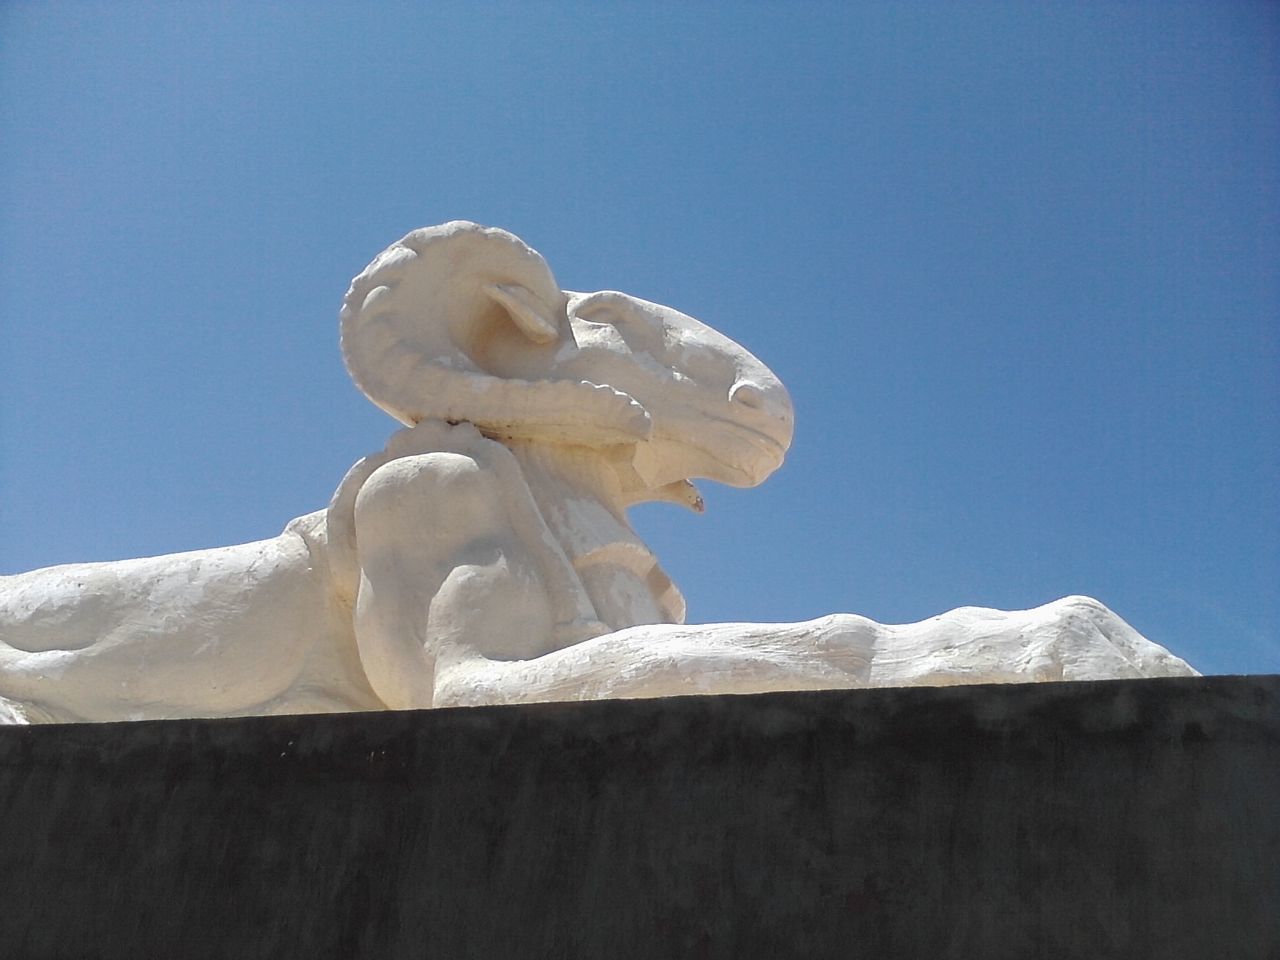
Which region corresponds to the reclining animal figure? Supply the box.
[0,222,1196,723]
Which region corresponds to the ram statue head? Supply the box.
[340,221,794,508]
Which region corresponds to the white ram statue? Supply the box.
[0,222,1196,723]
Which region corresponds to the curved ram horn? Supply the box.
[340,221,653,446]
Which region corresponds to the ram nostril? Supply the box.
[729,381,765,410]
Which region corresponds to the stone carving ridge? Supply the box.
[0,222,1197,723]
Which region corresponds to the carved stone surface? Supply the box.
[0,222,1196,723]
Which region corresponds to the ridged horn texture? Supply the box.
[340,221,652,446]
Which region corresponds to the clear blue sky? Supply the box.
[2,3,1276,676]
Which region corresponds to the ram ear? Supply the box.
[485,282,560,344]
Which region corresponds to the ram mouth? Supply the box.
[706,413,790,455]
[652,415,790,489]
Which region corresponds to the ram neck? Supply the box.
[504,440,630,543]
[505,440,674,631]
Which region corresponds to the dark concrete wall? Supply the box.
[1,676,1276,960]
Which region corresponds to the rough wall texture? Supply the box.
[1,675,1276,960]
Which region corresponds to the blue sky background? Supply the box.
[2,3,1276,676]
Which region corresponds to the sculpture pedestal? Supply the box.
[2,676,1276,959]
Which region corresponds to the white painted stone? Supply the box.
[0,222,1197,723]
[432,596,1197,707]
